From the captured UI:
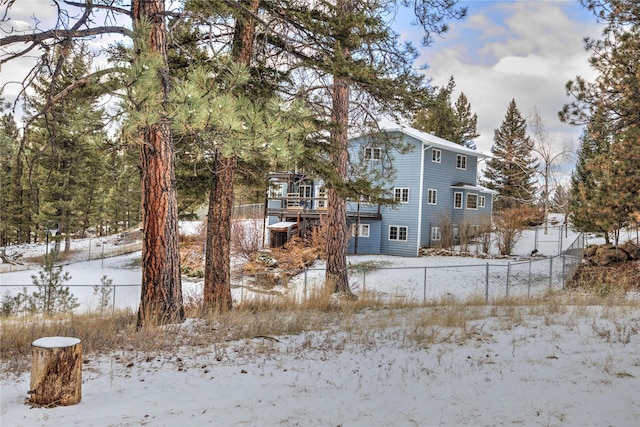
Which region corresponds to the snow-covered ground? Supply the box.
[0,221,587,312]
[2,222,639,426]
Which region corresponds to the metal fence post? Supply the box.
[527,260,532,298]
[304,268,308,300]
[549,257,553,291]
[485,263,489,302]
[423,267,427,303]
[562,254,566,290]
[505,262,511,298]
[112,285,116,314]
[362,271,366,296]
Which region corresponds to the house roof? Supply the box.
[378,121,491,159]
[267,221,299,230]
[451,182,499,194]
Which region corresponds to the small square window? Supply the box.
[389,225,408,241]
[394,188,409,204]
[432,149,441,163]
[456,154,467,170]
[364,147,381,161]
[467,194,478,210]
[351,223,370,237]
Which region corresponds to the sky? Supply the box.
[396,0,605,155]
[1,1,605,161]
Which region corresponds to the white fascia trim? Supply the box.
[416,143,430,256]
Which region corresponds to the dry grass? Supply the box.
[3,286,638,378]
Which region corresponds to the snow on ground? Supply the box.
[2,307,639,426]
[2,222,639,426]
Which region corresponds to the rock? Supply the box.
[589,245,629,266]
[585,244,599,258]
[619,241,640,260]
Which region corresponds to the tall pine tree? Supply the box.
[25,45,107,254]
[483,99,538,211]
[412,76,479,148]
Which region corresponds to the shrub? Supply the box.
[25,255,78,315]
[493,206,537,255]
[94,275,114,313]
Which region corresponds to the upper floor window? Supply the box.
[427,189,437,205]
[456,154,467,170]
[479,195,486,208]
[389,225,408,241]
[394,188,409,204]
[364,147,382,161]
[432,149,441,163]
[453,192,463,209]
[467,194,478,210]
[351,223,370,238]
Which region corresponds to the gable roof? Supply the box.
[378,121,491,159]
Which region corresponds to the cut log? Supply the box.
[29,337,82,407]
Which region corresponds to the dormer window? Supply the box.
[364,147,382,161]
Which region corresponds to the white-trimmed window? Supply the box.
[454,192,463,209]
[479,195,486,208]
[432,149,441,163]
[351,223,370,238]
[456,154,467,170]
[394,188,410,204]
[364,147,382,161]
[467,194,478,210]
[299,185,312,198]
[317,187,327,209]
[431,226,441,241]
[427,189,437,205]
[389,225,408,241]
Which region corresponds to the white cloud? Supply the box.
[413,1,604,159]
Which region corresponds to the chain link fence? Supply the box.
[1,232,587,313]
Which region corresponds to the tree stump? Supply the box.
[29,337,82,407]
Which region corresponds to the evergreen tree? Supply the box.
[483,99,538,211]
[0,110,29,245]
[25,44,107,254]
[562,0,640,242]
[412,76,479,148]
[568,108,613,241]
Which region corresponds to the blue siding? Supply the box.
[346,220,381,254]
[378,135,422,256]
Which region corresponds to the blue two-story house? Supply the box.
[266,123,496,257]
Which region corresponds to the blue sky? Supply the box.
[395,0,605,156]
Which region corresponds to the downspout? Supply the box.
[416,143,431,255]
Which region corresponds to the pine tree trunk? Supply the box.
[204,154,234,310]
[29,337,82,407]
[203,0,259,310]
[326,71,353,296]
[133,0,184,327]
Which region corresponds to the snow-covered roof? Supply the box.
[451,182,499,194]
[268,221,298,230]
[378,121,491,159]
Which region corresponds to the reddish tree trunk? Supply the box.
[326,75,352,295]
[325,0,354,296]
[203,0,259,310]
[204,155,234,309]
[133,0,184,327]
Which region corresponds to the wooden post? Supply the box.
[29,337,82,407]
